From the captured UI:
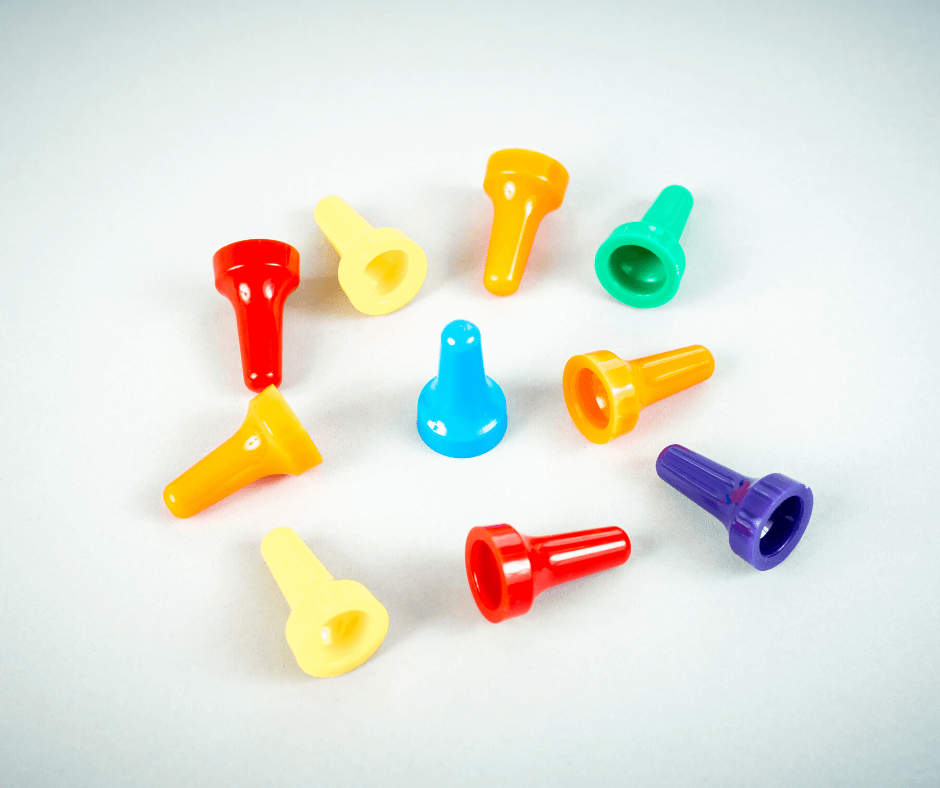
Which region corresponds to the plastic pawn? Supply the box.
[656,444,813,570]
[595,185,693,308]
[563,345,714,443]
[417,320,506,458]
[214,239,300,392]
[261,527,389,677]
[163,386,321,518]
[482,149,569,296]
[314,196,427,315]
[465,524,631,623]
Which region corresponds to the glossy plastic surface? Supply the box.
[314,196,427,315]
[595,185,693,308]
[482,149,569,296]
[563,345,714,443]
[465,524,631,623]
[163,386,322,518]
[213,239,300,393]
[656,444,813,570]
[261,527,389,677]
[417,320,507,458]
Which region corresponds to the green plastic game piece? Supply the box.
[594,185,693,308]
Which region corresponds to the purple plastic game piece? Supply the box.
[656,444,813,570]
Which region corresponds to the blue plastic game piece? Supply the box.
[417,320,507,458]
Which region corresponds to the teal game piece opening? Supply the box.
[608,244,668,296]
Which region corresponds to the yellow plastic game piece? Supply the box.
[163,386,322,518]
[314,196,427,315]
[261,527,390,677]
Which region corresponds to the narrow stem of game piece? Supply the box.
[261,527,334,609]
[483,192,548,296]
[641,185,693,239]
[527,526,631,597]
[314,196,374,255]
[233,293,286,392]
[163,422,271,518]
[629,345,715,408]
[656,445,751,531]
[435,321,490,410]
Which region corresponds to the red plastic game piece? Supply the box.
[213,239,300,392]
[465,524,631,622]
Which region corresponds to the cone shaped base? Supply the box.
[339,228,427,316]
[595,225,684,308]
[417,378,507,458]
[728,473,813,570]
[287,580,389,677]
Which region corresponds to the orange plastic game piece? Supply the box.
[163,386,322,518]
[563,345,715,443]
[482,149,568,296]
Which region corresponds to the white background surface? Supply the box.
[1,1,939,785]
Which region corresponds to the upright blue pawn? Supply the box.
[417,320,507,458]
